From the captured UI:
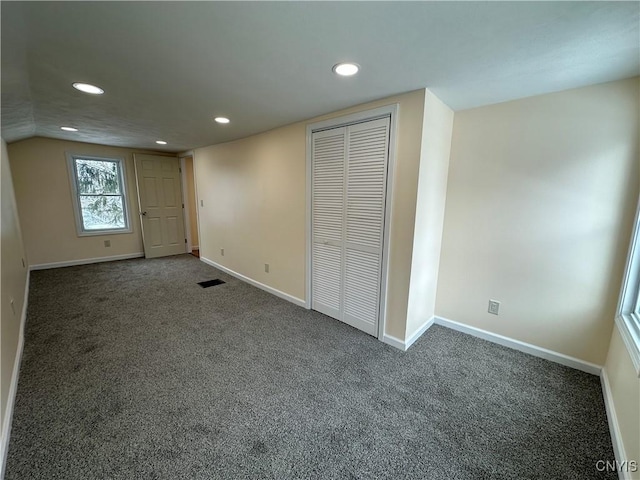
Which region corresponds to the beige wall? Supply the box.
[8,137,166,267]
[436,78,640,365]
[406,90,454,337]
[605,326,640,476]
[195,121,307,299]
[195,89,427,337]
[1,138,29,439]
[183,156,199,249]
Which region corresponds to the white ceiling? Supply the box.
[2,2,638,153]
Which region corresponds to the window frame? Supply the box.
[616,196,640,376]
[66,153,133,236]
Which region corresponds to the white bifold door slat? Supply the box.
[312,128,346,319]
[311,116,390,337]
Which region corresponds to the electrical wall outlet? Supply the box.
[265,263,269,273]
[220,248,224,256]
[200,200,204,207]
[104,240,111,247]
[488,300,500,315]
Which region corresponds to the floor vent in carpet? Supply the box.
[198,279,225,288]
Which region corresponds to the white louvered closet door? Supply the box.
[311,116,390,336]
[311,127,346,319]
[342,117,390,335]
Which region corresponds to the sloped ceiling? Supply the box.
[2,1,638,152]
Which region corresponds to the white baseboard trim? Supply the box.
[382,316,435,351]
[29,252,145,271]
[382,334,407,351]
[0,271,30,479]
[405,316,435,350]
[600,369,630,480]
[434,316,602,376]
[200,257,306,308]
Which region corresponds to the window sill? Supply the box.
[77,228,133,237]
[615,313,640,377]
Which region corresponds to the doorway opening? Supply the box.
[180,155,200,258]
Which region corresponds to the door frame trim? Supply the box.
[178,150,200,253]
[305,104,400,341]
[179,151,196,253]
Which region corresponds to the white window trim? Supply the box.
[66,153,133,236]
[616,195,640,377]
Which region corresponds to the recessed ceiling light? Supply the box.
[214,117,230,124]
[156,140,167,145]
[72,82,104,95]
[333,63,360,76]
[60,126,78,132]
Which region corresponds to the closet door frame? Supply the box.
[305,104,399,341]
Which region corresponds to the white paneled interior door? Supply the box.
[311,116,391,336]
[134,154,186,259]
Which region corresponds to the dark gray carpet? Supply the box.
[5,255,616,479]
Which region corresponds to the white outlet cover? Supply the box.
[488,300,500,315]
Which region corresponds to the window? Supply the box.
[617,196,640,376]
[67,154,132,235]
